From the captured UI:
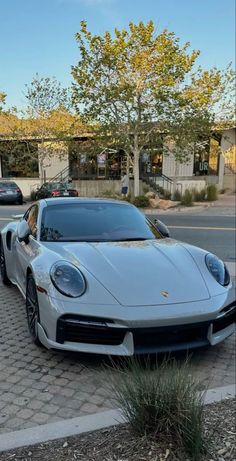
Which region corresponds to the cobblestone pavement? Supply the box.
[0,278,235,435]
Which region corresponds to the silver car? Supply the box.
[0,198,235,355]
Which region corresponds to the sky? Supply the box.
[1,0,235,109]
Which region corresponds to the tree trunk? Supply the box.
[133,150,140,197]
[171,159,180,199]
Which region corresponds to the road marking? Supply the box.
[168,225,236,231]
[0,218,12,221]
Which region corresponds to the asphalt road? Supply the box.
[0,204,235,262]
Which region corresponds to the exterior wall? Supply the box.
[176,179,206,195]
[73,179,143,197]
[221,128,236,153]
[39,143,69,181]
[162,152,194,177]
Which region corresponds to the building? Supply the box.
[0,127,235,197]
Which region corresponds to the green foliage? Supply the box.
[72,20,233,196]
[132,195,150,207]
[109,357,208,460]
[30,189,38,201]
[143,184,150,194]
[163,189,171,200]
[0,91,6,111]
[206,184,218,201]
[173,189,182,201]
[181,189,193,206]
[192,188,206,202]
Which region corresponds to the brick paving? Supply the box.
[0,278,235,434]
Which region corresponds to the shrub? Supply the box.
[30,189,38,201]
[143,184,150,194]
[163,189,171,200]
[132,195,150,207]
[206,184,218,201]
[193,188,206,202]
[109,357,208,460]
[181,189,193,206]
[173,189,182,201]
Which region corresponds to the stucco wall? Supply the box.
[221,128,236,153]
[38,144,69,181]
[73,179,143,197]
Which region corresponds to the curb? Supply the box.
[0,384,235,453]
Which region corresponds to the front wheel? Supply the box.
[26,275,42,346]
[0,239,12,285]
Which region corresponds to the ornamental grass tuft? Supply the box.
[109,357,208,460]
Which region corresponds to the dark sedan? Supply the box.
[0,181,23,204]
[35,182,79,200]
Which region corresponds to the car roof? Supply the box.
[43,197,133,207]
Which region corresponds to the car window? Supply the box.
[0,182,17,189]
[40,203,162,242]
[26,205,39,238]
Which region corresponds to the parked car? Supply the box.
[0,181,23,205]
[0,198,235,355]
[35,182,78,200]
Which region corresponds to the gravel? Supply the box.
[0,399,235,461]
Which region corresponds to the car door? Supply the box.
[15,204,39,293]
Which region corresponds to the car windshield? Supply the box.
[48,182,73,190]
[40,203,161,242]
[0,182,17,189]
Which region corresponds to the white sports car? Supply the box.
[0,198,235,355]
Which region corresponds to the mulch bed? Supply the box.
[0,399,235,461]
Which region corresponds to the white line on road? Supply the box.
[168,225,236,231]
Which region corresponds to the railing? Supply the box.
[48,166,70,183]
[142,173,182,195]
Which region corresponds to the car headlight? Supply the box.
[205,254,230,286]
[50,261,86,297]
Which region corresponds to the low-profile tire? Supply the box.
[26,274,42,346]
[0,239,12,286]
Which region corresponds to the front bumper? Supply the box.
[37,293,236,355]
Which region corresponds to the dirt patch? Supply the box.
[0,399,235,461]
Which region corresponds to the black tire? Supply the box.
[26,275,42,346]
[17,199,23,205]
[0,239,12,286]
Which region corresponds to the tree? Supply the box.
[23,75,83,183]
[72,21,234,196]
[0,92,6,112]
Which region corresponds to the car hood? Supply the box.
[45,239,210,306]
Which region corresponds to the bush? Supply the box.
[163,189,171,200]
[193,188,206,202]
[181,189,193,206]
[206,184,218,201]
[30,189,38,201]
[109,357,208,460]
[143,184,150,194]
[132,195,150,207]
[173,189,182,201]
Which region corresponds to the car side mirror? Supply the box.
[17,220,31,243]
[154,219,170,238]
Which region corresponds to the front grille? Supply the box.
[213,308,236,334]
[133,322,210,353]
[56,315,126,346]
